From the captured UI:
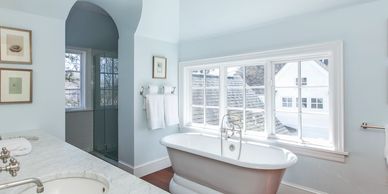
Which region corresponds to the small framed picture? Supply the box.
[0,26,32,64]
[0,68,32,104]
[152,56,167,79]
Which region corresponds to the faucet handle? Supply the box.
[1,147,10,163]
[7,157,20,177]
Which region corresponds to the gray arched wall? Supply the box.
[0,0,142,166]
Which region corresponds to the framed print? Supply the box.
[152,56,167,79]
[0,68,32,103]
[0,26,32,64]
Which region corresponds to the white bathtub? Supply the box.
[161,133,297,194]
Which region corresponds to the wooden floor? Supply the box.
[141,167,174,192]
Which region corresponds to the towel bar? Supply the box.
[361,122,385,130]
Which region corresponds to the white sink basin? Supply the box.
[18,177,109,194]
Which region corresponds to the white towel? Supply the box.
[146,94,166,130]
[148,85,159,94]
[385,125,388,165]
[164,94,179,126]
[163,86,173,94]
[0,138,32,156]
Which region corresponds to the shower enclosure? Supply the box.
[93,52,118,161]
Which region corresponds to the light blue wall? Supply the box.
[66,3,119,51]
[180,0,388,193]
[133,36,179,166]
[0,8,66,139]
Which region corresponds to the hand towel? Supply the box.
[163,86,173,94]
[148,85,159,94]
[164,94,179,126]
[0,138,32,156]
[385,125,388,165]
[146,94,166,130]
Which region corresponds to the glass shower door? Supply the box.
[93,54,118,161]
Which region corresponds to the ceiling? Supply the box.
[180,0,377,41]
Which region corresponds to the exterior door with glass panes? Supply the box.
[93,53,119,161]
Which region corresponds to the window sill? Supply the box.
[66,108,93,113]
[182,126,349,163]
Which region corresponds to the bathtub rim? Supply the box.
[161,132,298,170]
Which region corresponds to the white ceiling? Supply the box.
[180,0,377,41]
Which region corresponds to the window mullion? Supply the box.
[298,61,303,141]
[242,66,246,133]
[219,65,226,127]
[203,70,206,127]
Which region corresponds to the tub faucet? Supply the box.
[220,114,243,160]
[0,178,44,193]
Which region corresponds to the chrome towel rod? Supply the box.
[361,122,385,130]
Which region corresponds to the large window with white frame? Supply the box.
[65,50,85,109]
[181,42,344,156]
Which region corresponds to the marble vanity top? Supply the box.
[0,130,169,194]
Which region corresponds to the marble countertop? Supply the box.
[0,130,169,194]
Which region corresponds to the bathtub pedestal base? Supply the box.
[169,174,221,194]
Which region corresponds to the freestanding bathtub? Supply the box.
[161,133,298,194]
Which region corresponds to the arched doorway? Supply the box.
[65,1,119,161]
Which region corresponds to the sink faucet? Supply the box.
[0,147,10,163]
[0,148,20,177]
[0,178,44,193]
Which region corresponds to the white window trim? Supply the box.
[65,48,87,112]
[179,41,347,162]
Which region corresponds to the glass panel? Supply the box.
[205,68,219,87]
[227,66,244,87]
[274,111,299,137]
[302,113,330,142]
[246,110,264,132]
[206,89,219,106]
[274,62,298,87]
[105,58,113,73]
[104,74,113,89]
[113,90,118,106]
[100,57,106,73]
[246,88,264,109]
[65,53,81,71]
[275,88,298,111]
[113,74,118,89]
[192,89,204,105]
[192,70,204,87]
[226,109,244,128]
[113,58,119,73]
[245,65,264,87]
[100,90,105,106]
[206,108,219,126]
[192,107,204,124]
[227,89,243,108]
[100,76,105,89]
[105,90,113,106]
[65,72,81,89]
[65,89,81,108]
[301,60,329,87]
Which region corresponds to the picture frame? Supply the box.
[152,56,167,79]
[0,26,32,64]
[0,68,32,104]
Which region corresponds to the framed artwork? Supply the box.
[152,56,167,79]
[0,26,32,64]
[0,68,32,103]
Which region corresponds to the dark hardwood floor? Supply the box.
[141,167,174,192]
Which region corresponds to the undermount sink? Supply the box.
[18,177,109,194]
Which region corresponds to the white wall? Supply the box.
[0,8,66,139]
[180,0,388,193]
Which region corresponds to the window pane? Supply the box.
[246,110,264,132]
[227,89,243,108]
[113,90,118,106]
[245,65,264,87]
[205,69,219,87]
[274,111,299,137]
[302,113,330,142]
[192,107,204,124]
[275,88,298,111]
[65,53,81,71]
[301,60,329,87]
[113,74,118,89]
[192,70,204,87]
[192,89,204,105]
[246,88,264,109]
[226,110,244,127]
[113,58,119,73]
[103,73,113,89]
[206,108,219,126]
[227,66,244,87]
[274,62,298,87]
[206,89,219,106]
[65,72,81,89]
[65,89,81,108]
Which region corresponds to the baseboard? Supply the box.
[280,181,328,194]
[119,157,171,178]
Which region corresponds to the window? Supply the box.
[311,98,324,109]
[282,97,293,108]
[181,42,345,160]
[98,57,118,106]
[65,50,85,109]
